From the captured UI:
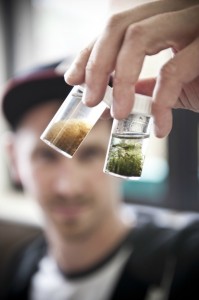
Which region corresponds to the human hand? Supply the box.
[64,0,199,138]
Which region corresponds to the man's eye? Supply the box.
[77,147,105,161]
[34,149,58,162]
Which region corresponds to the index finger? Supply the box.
[65,0,180,108]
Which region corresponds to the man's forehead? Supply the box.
[16,102,112,154]
[16,100,62,131]
[82,119,111,145]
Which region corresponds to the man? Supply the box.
[0,61,181,300]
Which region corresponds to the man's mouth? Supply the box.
[51,202,88,220]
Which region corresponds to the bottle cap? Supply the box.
[102,85,113,107]
[132,93,152,116]
[79,84,113,108]
[78,84,85,91]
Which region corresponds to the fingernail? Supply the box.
[64,61,78,81]
[64,68,73,82]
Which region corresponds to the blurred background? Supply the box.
[0,0,198,225]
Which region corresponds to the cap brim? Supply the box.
[2,66,73,129]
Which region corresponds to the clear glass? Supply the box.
[104,114,152,180]
[40,85,107,158]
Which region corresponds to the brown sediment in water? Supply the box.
[44,119,92,155]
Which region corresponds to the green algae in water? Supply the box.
[106,134,149,177]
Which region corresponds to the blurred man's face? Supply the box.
[10,101,122,240]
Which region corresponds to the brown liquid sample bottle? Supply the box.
[41,85,112,158]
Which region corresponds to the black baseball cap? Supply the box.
[1,60,73,129]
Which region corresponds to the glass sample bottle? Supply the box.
[40,85,112,158]
[104,93,152,180]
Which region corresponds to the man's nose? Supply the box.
[53,159,85,196]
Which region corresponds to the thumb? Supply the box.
[135,77,156,96]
